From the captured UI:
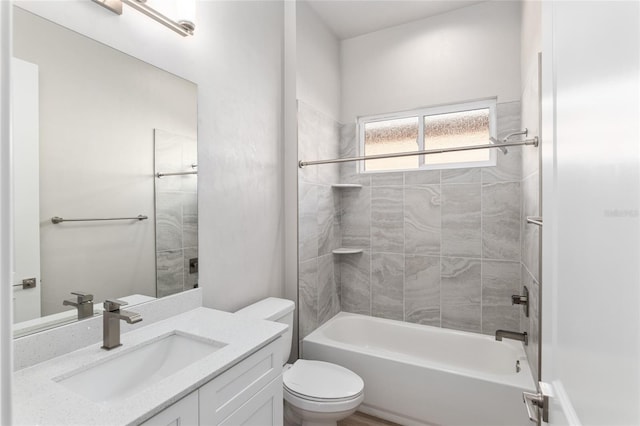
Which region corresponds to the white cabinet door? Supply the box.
[219,377,283,426]
[199,338,282,424]
[141,391,199,426]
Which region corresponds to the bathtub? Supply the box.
[302,312,536,426]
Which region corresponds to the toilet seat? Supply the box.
[283,359,364,413]
[284,386,364,414]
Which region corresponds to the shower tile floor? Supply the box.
[339,412,401,426]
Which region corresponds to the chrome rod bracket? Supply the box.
[526,216,543,226]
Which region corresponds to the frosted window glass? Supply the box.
[423,108,490,165]
[364,117,419,171]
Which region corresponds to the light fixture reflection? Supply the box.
[92,0,196,37]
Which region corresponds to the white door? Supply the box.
[538,2,640,424]
[11,58,41,323]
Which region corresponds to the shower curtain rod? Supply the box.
[298,137,539,168]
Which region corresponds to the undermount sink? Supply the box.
[55,331,226,403]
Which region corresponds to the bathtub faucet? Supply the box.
[495,330,528,345]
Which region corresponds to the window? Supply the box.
[359,99,496,172]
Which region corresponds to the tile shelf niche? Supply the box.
[330,184,363,188]
[332,248,364,254]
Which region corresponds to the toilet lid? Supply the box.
[283,360,364,401]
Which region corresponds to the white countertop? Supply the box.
[13,307,287,426]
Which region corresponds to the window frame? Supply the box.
[357,98,498,173]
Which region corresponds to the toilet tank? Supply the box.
[234,297,295,365]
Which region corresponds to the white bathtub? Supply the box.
[302,312,536,426]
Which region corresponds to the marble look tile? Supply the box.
[441,184,481,257]
[298,181,318,262]
[339,251,371,315]
[441,304,481,333]
[484,99,522,185]
[183,247,198,290]
[339,123,371,186]
[482,146,522,183]
[297,101,341,185]
[156,192,183,251]
[405,255,440,326]
[405,170,440,185]
[482,305,519,335]
[496,101,521,137]
[317,119,341,186]
[441,257,481,305]
[341,185,371,248]
[371,187,404,253]
[318,254,340,324]
[404,185,441,255]
[154,129,184,192]
[182,192,198,249]
[521,66,540,179]
[521,265,540,380]
[297,101,319,183]
[482,182,521,260]
[371,172,404,186]
[482,260,520,306]
[522,171,540,282]
[371,253,404,321]
[157,249,184,298]
[481,260,521,334]
[299,258,318,338]
[318,185,340,255]
[442,168,480,184]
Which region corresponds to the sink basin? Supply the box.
[55,331,226,403]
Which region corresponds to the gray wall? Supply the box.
[337,101,524,335]
[520,0,541,380]
[298,102,341,341]
[298,101,527,338]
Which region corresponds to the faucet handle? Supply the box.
[103,299,128,312]
[71,291,93,303]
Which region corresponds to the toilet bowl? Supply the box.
[283,360,364,426]
[235,298,364,426]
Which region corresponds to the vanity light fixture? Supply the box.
[92,0,196,37]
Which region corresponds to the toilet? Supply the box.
[235,297,364,426]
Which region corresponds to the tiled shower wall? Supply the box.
[298,102,341,340]
[336,102,526,335]
[154,129,199,298]
[297,101,531,341]
[520,56,541,380]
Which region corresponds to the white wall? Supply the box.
[296,0,341,121]
[10,0,285,311]
[340,0,521,123]
[541,2,640,424]
[13,8,197,315]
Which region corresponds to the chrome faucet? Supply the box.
[495,330,528,345]
[63,291,94,320]
[101,299,142,350]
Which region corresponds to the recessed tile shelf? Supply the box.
[332,248,364,254]
[331,184,363,189]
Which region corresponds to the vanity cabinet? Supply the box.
[141,338,283,426]
[140,391,199,426]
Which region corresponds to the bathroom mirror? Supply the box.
[11,6,198,337]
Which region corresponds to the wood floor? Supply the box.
[338,411,402,426]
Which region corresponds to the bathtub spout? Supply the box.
[495,330,528,345]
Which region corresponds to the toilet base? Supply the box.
[284,400,358,426]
